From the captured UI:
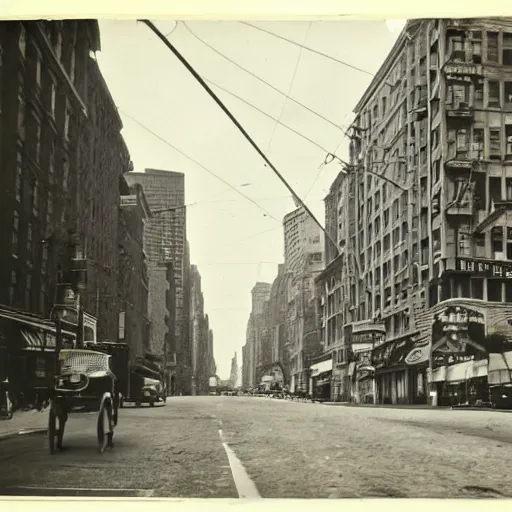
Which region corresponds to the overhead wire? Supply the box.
[119,108,282,224]
[239,22,376,77]
[205,78,333,156]
[181,21,349,135]
[140,19,339,254]
[267,21,311,151]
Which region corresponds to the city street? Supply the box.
[1,397,512,499]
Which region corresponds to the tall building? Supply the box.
[189,264,214,395]
[242,282,271,387]
[283,208,324,393]
[118,178,151,362]
[125,169,190,394]
[0,20,131,407]
[228,352,238,388]
[319,18,512,406]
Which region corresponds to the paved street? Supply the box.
[1,397,512,498]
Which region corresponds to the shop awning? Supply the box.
[488,352,512,385]
[468,359,488,379]
[21,329,46,351]
[310,359,332,377]
[445,361,475,384]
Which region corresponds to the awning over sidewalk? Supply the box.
[432,359,489,384]
[310,359,332,377]
[488,352,512,385]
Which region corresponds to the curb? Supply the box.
[0,427,48,442]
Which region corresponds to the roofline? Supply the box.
[353,19,422,114]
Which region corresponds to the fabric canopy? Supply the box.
[488,352,512,385]
[310,359,332,377]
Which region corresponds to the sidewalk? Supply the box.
[322,402,512,413]
[0,407,49,441]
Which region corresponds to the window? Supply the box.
[505,82,512,109]
[46,195,53,225]
[12,211,19,256]
[471,278,484,300]
[50,80,56,118]
[474,81,484,108]
[446,82,468,106]
[31,179,38,216]
[15,153,22,202]
[9,270,17,305]
[63,161,69,192]
[17,94,25,142]
[503,33,512,66]
[35,118,41,163]
[488,280,502,302]
[490,129,501,160]
[472,31,483,63]
[458,231,471,256]
[473,128,484,156]
[42,243,48,274]
[487,32,499,62]
[19,25,26,58]
[488,80,500,108]
[26,222,32,258]
[491,227,503,258]
[25,273,32,309]
[35,52,41,88]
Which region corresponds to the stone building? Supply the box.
[242,282,271,387]
[189,264,214,395]
[125,169,191,395]
[283,208,324,393]
[319,18,512,406]
[118,178,151,362]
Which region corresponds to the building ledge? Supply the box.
[474,202,512,234]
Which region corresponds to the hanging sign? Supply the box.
[405,345,429,366]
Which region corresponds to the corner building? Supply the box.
[343,18,512,406]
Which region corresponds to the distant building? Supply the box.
[125,169,190,394]
[242,282,271,387]
[283,208,324,394]
[228,352,239,388]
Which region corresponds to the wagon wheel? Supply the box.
[112,393,119,427]
[97,398,114,453]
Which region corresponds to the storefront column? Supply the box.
[404,369,410,404]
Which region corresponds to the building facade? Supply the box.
[283,208,324,394]
[125,169,191,394]
[319,18,512,406]
[0,20,131,407]
[189,264,214,396]
[118,178,151,362]
[242,282,271,388]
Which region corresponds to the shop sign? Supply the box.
[352,332,385,345]
[444,64,483,76]
[431,305,485,369]
[434,353,474,366]
[405,345,429,366]
[352,321,386,334]
[455,257,512,278]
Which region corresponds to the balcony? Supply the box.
[445,144,483,170]
[446,100,474,119]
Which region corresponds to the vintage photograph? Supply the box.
[0,16,512,499]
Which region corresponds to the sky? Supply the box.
[96,19,405,379]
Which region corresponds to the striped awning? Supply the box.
[21,329,45,351]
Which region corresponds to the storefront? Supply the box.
[0,308,76,408]
[488,351,512,408]
[309,358,332,401]
[372,334,418,405]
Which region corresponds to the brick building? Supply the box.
[0,20,131,406]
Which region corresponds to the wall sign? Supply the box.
[405,346,429,366]
[455,258,512,278]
